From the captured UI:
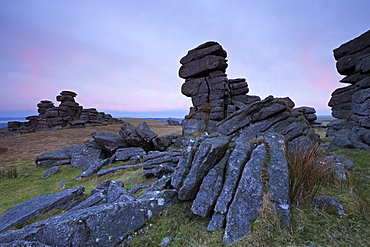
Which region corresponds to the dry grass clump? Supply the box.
[0,166,17,179]
[0,146,8,154]
[243,192,292,246]
[286,143,334,205]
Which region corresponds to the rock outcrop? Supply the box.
[167,119,181,126]
[179,42,320,146]
[294,106,318,126]
[7,90,122,133]
[0,177,177,246]
[171,133,291,245]
[327,30,370,148]
[142,150,182,178]
[0,186,85,233]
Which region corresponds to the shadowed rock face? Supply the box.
[328,30,370,148]
[179,41,320,146]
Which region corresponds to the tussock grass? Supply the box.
[0,146,8,154]
[0,166,17,179]
[286,143,334,205]
[243,192,292,246]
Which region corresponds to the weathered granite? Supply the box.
[328,30,370,145]
[0,186,85,233]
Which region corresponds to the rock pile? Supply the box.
[167,119,181,126]
[179,41,320,146]
[294,106,318,125]
[35,121,183,179]
[327,30,370,149]
[7,90,122,133]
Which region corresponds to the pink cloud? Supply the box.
[299,42,339,92]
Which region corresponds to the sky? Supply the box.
[0,0,369,118]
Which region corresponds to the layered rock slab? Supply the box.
[327,29,370,147]
[171,133,292,245]
[0,186,85,233]
[223,144,267,245]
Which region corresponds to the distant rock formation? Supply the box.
[327,30,370,148]
[167,119,181,126]
[179,41,319,146]
[7,90,122,132]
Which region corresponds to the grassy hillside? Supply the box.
[0,119,369,246]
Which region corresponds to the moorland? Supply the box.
[0,118,369,246]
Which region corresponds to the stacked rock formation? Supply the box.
[294,106,318,126]
[174,41,324,244]
[179,42,261,135]
[327,30,370,146]
[8,90,121,132]
[179,41,319,146]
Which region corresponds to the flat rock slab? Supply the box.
[91,131,127,153]
[42,166,60,178]
[223,144,266,245]
[178,136,229,200]
[97,164,143,177]
[313,196,347,216]
[214,135,252,214]
[264,133,291,226]
[115,147,146,161]
[70,145,103,170]
[191,150,230,217]
[0,240,51,246]
[0,186,85,233]
[35,145,85,167]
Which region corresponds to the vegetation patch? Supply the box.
[0,146,8,154]
[0,166,17,179]
[286,143,334,205]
